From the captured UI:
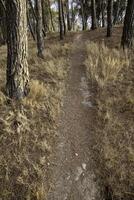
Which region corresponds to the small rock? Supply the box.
[75,153,78,157]
[82,163,87,170]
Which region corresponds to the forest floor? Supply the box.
[47,33,102,200]
[0,26,133,200]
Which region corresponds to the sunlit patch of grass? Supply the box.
[85,42,129,88]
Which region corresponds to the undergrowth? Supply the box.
[0,40,71,199]
[85,42,134,200]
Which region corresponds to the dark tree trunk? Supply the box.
[58,0,64,40]
[35,0,44,58]
[61,0,66,35]
[113,0,121,25]
[0,0,6,44]
[41,0,47,33]
[91,0,97,30]
[6,0,29,99]
[107,0,113,37]
[121,0,134,48]
[80,0,86,30]
[66,0,71,31]
[101,0,106,27]
[27,11,36,41]
[96,0,101,26]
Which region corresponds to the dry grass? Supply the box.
[0,39,71,199]
[85,41,134,200]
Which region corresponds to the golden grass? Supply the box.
[85,42,134,200]
[0,39,71,199]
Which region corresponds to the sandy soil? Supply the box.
[47,34,102,200]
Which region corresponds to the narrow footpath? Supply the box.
[47,34,102,200]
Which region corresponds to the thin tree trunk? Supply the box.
[41,0,47,32]
[61,0,66,35]
[6,0,29,99]
[96,0,101,26]
[121,0,134,48]
[107,0,113,37]
[91,0,97,30]
[66,0,71,31]
[113,0,121,25]
[101,0,105,27]
[27,12,36,40]
[35,0,44,58]
[58,0,64,40]
[47,0,55,31]
[80,0,86,30]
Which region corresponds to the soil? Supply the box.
[47,34,103,200]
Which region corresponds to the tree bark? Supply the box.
[113,0,121,25]
[6,0,29,99]
[58,0,64,40]
[61,0,66,35]
[107,0,113,37]
[121,0,134,48]
[47,0,55,32]
[101,0,106,27]
[35,0,44,58]
[66,0,71,31]
[91,0,97,30]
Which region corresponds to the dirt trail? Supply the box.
[47,34,102,200]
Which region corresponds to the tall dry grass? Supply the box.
[85,42,134,200]
[0,40,71,199]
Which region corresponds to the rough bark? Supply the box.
[107,0,113,37]
[91,0,97,30]
[6,0,29,99]
[121,0,134,48]
[35,0,44,58]
[0,0,6,44]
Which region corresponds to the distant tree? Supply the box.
[107,0,113,37]
[121,0,134,48]
[58,0,64,39]
[6,0,29,99]
[61,0,66,35]
[91,0,97,30]
[101,0,106,27]
[35,0,44,58]
[113,0,121,25]
[66,0,71,31]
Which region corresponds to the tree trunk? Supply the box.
[107,0,113,37]
[58,0,64,40]
[91,0,97,30]
[66,0,71,31]
[61,0,66,35]
[35,0,44,58]
[121,0,134,48]
[81,0,86,30]
[101,0,105,27]
[96,0,101,26]
[6,0,29,99]
[113,0,121,25]
[0,0,6,44]
[47,0,55,32]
